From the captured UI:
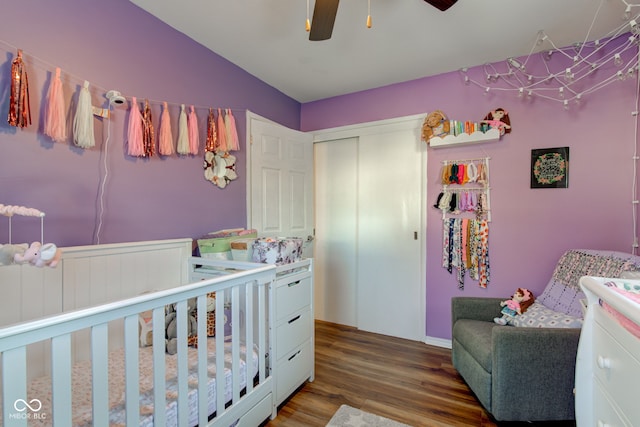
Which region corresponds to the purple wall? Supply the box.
[0,0,300,247]
[301,38,639,340]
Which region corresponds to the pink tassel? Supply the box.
[188,105,200,155]
[127,96,144,157]
[225,108,240,151]
[158,101,174,156]
[44,67,66,142]
[217,108,227,152]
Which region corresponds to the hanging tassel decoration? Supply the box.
[44,67,67,142]
[205,108,217,152]
[225,108,240,151]
[177,104,190,155]
[73,80,95,148]
[216,108,227,152]
[158,101,174,156]
[127,96,144,157]
[188,105,200,155]
[8,49,31,128]
[142,99,155,157]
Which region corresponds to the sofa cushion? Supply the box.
[537,249,640,318]
[452,319,497,373]
[508,301,583,328]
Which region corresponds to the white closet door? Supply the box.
[314,138,358,326]
[356,129,424,341]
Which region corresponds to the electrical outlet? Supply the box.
[92,106,110,119]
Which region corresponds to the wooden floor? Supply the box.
[264,320,576,427]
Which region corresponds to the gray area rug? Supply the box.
[326,405,411,427]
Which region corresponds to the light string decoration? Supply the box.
[460,0,640,110]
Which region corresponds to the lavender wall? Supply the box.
[0,0,300,247]
[301,40,639,340]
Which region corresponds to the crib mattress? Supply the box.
[19,339,258,427]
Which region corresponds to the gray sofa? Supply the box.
[451,249,640,422]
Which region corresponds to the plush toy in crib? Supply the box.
[0,243,28,265]
[13,241,61,267]
[164,301,198,355]
[494,287,535,325]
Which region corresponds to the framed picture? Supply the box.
[531,147,569,189]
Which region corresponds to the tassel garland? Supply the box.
[73,80,95,148]
[188,105,200,155]
[158,101,174,156]
[142,99,155,157]
[127,96,144,156]
[225,108,240,151]
[44,67,66,142]
[216,108,227,152]
[8,49,31,128]
[176,104,190,155]
[205,108,217,152]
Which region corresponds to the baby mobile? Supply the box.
[5,46,241,190]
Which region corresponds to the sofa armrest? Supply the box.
[490,326,581,421]
[452,297,503,326]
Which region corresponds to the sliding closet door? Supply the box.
[314,138,358,326]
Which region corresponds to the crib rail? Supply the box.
[0,260,276,427]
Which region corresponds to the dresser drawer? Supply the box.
[593,319,640,423]
[593,379,630,427]
[276,308,312,359]
[276,340,313,403]
[276,276,311,320]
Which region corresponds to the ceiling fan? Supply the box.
[309,0,459,41]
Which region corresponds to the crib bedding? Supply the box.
[19,338,258,427]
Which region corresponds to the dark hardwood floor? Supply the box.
[264,320,576,427]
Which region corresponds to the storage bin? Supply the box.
[230,238,257,262]
[197,229,257,260]
[251,237,303,265]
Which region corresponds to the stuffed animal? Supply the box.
[0,243,28,265]
[164,301,198,355]
[14,241,42,265]
[13,241,61,267]
[494,287,535,325]
[482,108,511,135]
[421,110,450,143]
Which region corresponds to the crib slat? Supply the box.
[3,346,27,427]
[124,315,140,426]
[176,300,189,427]
[259,282,267,383]
[152,307,167,427]
[231,285,241,402]
[245,281,254,394]
[51,333,72,426]
[196,295,208,427]
[215,293,225,417]
[91,323,109,427]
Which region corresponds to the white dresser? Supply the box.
[273,259,315,405]
[575,276,640,427]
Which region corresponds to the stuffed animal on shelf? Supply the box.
[494,287,535,325]
[421,110,450,143]
[482,108,511,135]
[0,243,28,265]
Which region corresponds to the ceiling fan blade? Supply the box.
[424,0,458,12]
[309,0,340,41]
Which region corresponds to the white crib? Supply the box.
[0,239,278,427]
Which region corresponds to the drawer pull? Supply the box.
[288,280,301,287]
[288,350,301,361]
[597,421,611,427]
[597,356,611,370]
[288,315,301,324]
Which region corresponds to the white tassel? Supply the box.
[73,80,95,148]
[177,104,189,155]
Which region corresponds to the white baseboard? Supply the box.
[424,336,452,349]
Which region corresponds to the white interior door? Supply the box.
[314,115,426,341]
[314,138,358,326]
[247,113,314,257]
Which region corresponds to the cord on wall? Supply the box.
[632,42,640,254]
[93,104,112,245]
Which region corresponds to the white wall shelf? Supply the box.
[429,128,500,148]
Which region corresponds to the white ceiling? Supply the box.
[130,0,633,103]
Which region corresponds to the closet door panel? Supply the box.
[357,129,423,341]
[313,138,358,326]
